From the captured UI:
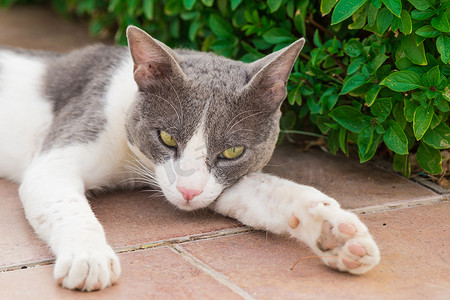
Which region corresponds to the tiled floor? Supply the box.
[0,5,449,300]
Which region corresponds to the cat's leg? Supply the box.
[212,172,380,274]
[19,150,120,291]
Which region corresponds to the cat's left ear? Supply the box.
[126,26,185,88]
[244,38,305,108]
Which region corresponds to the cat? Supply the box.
[0,26,380,291]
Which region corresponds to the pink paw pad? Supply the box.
[348,244,367,257]
[342,258,361,269]
[338,223,356,235]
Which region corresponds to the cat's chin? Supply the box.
[164,193,220,211]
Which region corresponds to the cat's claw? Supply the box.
[292,201,380,275]
[54,245,121,291]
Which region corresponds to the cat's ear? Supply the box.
[244,38,305,108]
[126,26,185,88]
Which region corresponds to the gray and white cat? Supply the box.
[0,26,380,291]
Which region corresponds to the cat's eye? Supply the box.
[159,131,177,148]
[220,146,244,160]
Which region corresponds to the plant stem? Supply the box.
[280,130,327,139]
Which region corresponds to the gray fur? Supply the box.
[43,45,128,149]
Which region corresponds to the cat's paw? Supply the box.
[54,245,121,291]
[290,202,380,275]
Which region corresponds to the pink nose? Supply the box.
[176,186,202,201]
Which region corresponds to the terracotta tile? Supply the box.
[0,179,52,269]
[182,202,450,299]
[90,191,241,249]
[0,247,240,300]
[0,6,112,52]
[0,178,240,268]
[265,144,441,209]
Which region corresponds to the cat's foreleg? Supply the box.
[213,172,380,274]
[19,151,120,291]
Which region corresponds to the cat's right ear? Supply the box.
[126,26,185,88]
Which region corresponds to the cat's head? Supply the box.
[125,26,304,211]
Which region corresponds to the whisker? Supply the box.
[225,109,258,133]
[226,111,269,135]
[145,91,181,124]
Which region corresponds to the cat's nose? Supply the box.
[176,186,202,201]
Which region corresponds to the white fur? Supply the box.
[213,172,380,274]
[0,51,54,181]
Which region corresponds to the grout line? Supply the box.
[170,244,256,300]
[0,227,253,273]
[350,196,446,215]
[114,226,253,254]
[0,258,54,273]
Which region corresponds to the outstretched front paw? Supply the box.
[290,202,380,275]
[54,245,121,291]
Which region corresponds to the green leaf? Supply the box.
[425,66,440,87]
[368,2,379,26]
[381,0,401,17]
[143,0,155,19]
[377,7,393,33]
[437,35,450,64]
[294,12,306,36]
[339,126,349,155]
[358,125,376,159]
[393,102,407,129]
[404,98,417,122]
[262,28,295,44]
[444,86,450,102]
[417,142,443,174]
[413,104,434,140]
[399,10,412,34]
[372,0,382,9]
[411,9,435,21]
[329,106,370,133]
[369,53,388,73]
[340,72,368,94]
[201,0,214,7]
[401,34,428,65]
[231,0,242,10]
[164,0,182,16]
[183,0,196,10]
[393,154,411,177]
[395,57,414,70]
[371,97,392,122]
[331,0,369,25]
[328,129,339,154]
[431,11,450,32]
[189,19,202,42]
[383,120,409,154]
[348,57,365,75]
[407,0,431,11]
[416,25,440,37]
[380,71,425,92]
[365,84,382,106]
[423,122,450,149]
[267,0,282,12]
[209,14,233,38]
[321,0,338,15]
[344,39,363,57]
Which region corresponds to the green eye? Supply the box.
[221,146,244,159]
[160,131,177,147]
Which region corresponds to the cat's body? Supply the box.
[0,26,380,291]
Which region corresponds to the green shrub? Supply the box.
[2,0,449,177]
